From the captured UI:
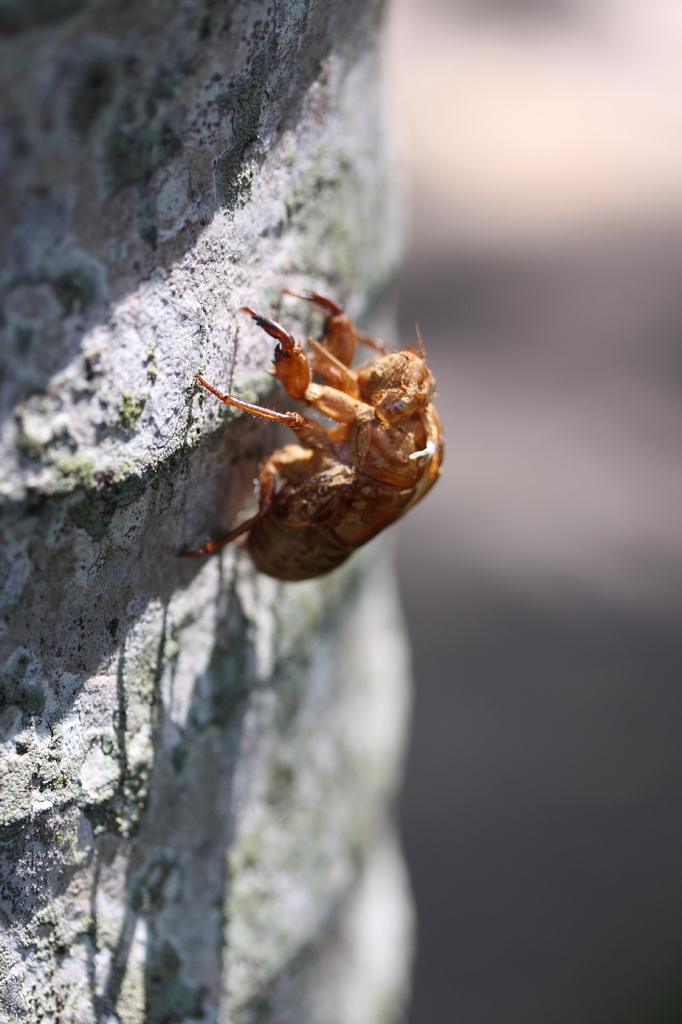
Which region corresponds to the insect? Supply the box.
[183,290,443,581]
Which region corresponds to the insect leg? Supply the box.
[306,336,360,397]
[353,329,390,355]
[241,307,311,400]
[306,382,373,425]
[181,510,259,557]
[196,374,331,455]
[181,458,278,558]
[195,375,306,430]
[284,290,357,366]
[285,289,391,361]
[283,289,343,316]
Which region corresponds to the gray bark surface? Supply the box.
[0,2,413,1021]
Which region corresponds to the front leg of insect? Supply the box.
[285,289,390,367]
[182,294,443,581]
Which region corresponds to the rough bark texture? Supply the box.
[0,2,412,1022]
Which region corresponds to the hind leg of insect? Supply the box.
[181,443,321,558]
[181,454,280,558]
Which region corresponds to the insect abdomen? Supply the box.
[246,465,416,581]
[247,518,352,581]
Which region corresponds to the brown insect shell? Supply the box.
[357,349,435,423]
[347,353,432,481]
[273,336,311,400]
[320,309,357,366]
[246,347,443,581]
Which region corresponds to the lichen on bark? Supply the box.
[0,1,412,1021]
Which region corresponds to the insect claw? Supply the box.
[240,306,275,331]
[240,306,295,346]
[283,289,344,315]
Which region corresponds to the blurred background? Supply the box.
[384,1,682,1022]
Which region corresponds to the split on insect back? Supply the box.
[182,290,444,582]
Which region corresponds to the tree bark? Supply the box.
[0,1,413,1022]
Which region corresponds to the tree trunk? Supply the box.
[0,2,412,1022]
